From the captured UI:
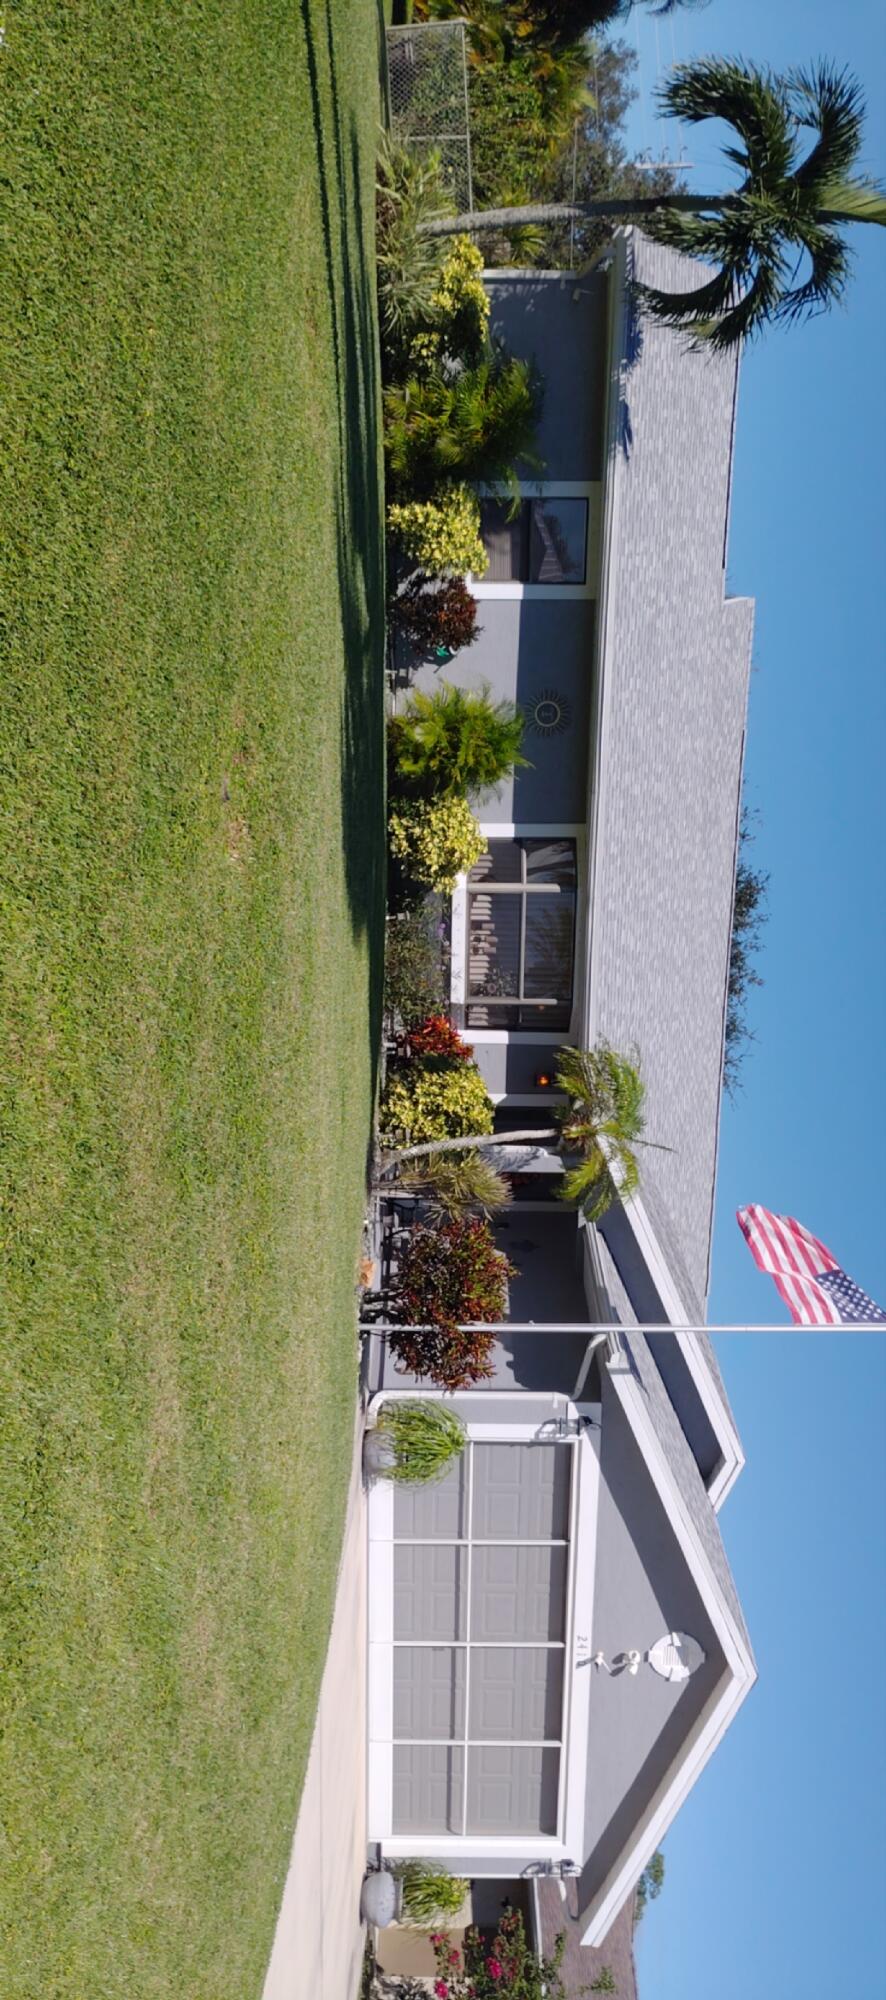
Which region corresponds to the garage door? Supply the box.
[390,1441,573,1838]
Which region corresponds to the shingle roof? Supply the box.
[586,231,754,1311]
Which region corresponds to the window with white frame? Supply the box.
[467,838,576,1031]
[479,497,589,585]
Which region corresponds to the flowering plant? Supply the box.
[429,1910,569,1997]
[388,796,487,895]
[380,1061,494,1147]
[387,487,489,578]
[388,1217,514,1389]
[406,1014,472,1063]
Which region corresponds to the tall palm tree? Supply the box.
[420,59,886,349]
[380,1039,647,1225]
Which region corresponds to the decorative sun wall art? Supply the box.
[526,689,572,738]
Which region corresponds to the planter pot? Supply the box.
[362,1427,398,1481]
[361,1867,403,1928]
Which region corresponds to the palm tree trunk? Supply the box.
[419,194,730,238]
[379,1128,560,1176]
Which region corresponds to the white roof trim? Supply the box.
[581,232,629,1045]
[579,1343,756,1946]
[620,1190,745,1509]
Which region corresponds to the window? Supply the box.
[479,497,588,585]
[391,1442,573,1838]
[467,839,576,1031]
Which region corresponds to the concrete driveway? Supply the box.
[262,1412,367,2000]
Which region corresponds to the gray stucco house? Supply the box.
[367,231,756,1959]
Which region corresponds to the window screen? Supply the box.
[467,839,576,1030]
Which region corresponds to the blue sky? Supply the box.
[619,2,886,1995]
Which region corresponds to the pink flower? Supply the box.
[434,1984,449,1999]
[449,1949,461,1964]
[487,1959,504,1981]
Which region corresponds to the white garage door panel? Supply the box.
[393,1458,467,1541]
[469,1645,564,1742]
[471,1545,568,1643]
[393,1746,465,1834]
[394,1545,466,1641]
[467,1746,560,1836]
[471,1443,571,1541]
[394,1647,466,1741]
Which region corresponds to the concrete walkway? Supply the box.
[262,1413,367,2000]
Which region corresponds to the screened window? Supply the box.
[467,839,576,1030]
[478,498,588,585]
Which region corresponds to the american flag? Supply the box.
[736,1205,886,1326]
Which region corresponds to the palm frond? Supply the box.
[558,1150,613,1221]
[788,64,865,195]
[558,1141,639,1221]
[815,176,886,226]
[772,223,850,324]
[639,224,789,349]
[555,1040,645,1138]
[399,1148,512,1219]
[659,58,794,186]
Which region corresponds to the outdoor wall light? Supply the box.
[535,1071,553,1087]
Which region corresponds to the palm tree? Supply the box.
[420,60,886,349]
[380,1040,647,1225]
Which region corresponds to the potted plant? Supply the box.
[363,1399,467,1484]
[397,1861,469,1929]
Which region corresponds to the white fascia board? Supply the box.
[619,1191,745,1510]
[579,1347,756,1946]
[606,1348,754,1679]
[580,1669,748,1947]
[581,232,629,1043]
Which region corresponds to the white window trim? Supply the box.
[468,481,602,600]
[366,1390,600,1868]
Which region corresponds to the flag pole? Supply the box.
[362,1320,886,1335]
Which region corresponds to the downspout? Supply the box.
[571,1329,611,1402]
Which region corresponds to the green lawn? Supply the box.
[0,4,385,1995]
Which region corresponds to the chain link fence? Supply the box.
[385,21,473,213]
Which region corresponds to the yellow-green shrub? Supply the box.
[389,796,486,893]
[381,1063,495,1145]
[387,486,489,578]
[411,235,491,372]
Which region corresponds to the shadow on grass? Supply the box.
[300,0,387,1149]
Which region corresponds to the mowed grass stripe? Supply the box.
[0,3,384,1994]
